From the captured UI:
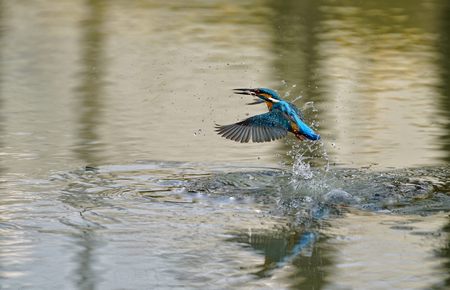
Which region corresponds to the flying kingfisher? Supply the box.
[215,88,320,143]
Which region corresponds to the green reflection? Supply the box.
[0,0,7,283]
[74,0,107,165]
[229,226,332,289]
[268,0,326,167]
[73,231,99,290]
[437,1,450,163]
[58,168,111,290]
[71,0,109,289]
[0,0,4,172]
[433,218,450,290]
[268,0,323,97]
[268,0,448,167]
[288,234,331,290]
[433,3,450,287]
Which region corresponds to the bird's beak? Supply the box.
[233,88,256,96]
[233,88,280,103]
[246,99,265,105]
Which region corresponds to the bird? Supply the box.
[215,88,320,143]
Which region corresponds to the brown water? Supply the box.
[0,0,449,289]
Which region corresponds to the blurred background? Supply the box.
[1,1,450,290]
[1,0,449,175]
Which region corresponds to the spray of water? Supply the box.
[287,97,330,183]
[291,152,314,180]
[278,82,330,185]
[282,141,333,224]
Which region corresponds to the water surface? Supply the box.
[0,0,449,289]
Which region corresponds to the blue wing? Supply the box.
[216,111,290,143]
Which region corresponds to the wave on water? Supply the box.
[188,163,450,219]
[47,155,450,224]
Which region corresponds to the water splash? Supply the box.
[290,151,314,181]
[292,95,303,103]
[286,100,330,185]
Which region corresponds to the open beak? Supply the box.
[246,99,265,105]
[233,88,256,96]
[234,88,264,104]
[233,88,279,104]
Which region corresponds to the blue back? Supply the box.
[273,100,320,141]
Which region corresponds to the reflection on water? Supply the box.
[0,0,449,289]
[317,0,446,167]
[437,1,450,163]
[0,0,448,172]
[230,228,331,289]
[435,221,450,290]
[74,0,107,165]
[269,0,448,167]
[322,212,449,290]
[0,161,448,289]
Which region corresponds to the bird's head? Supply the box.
[233,88,281,104]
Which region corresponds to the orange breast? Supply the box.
[290,121,299,133]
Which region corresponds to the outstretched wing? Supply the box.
[216,111,289,143]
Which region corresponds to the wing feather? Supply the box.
[253,126,260,142]
[216,111,289,143]
[228,125,241,141]
[236,126,246,143]
[242,126,250,143]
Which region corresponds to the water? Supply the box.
[1,0,449,289]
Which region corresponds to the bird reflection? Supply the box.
[229,227,332,288]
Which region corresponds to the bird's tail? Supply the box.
[296,119,321,141]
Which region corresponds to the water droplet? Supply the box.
[193,129,202,136]
[292,95,303,102]
[291,154,313,180]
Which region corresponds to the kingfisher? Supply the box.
[215,88,320,143]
